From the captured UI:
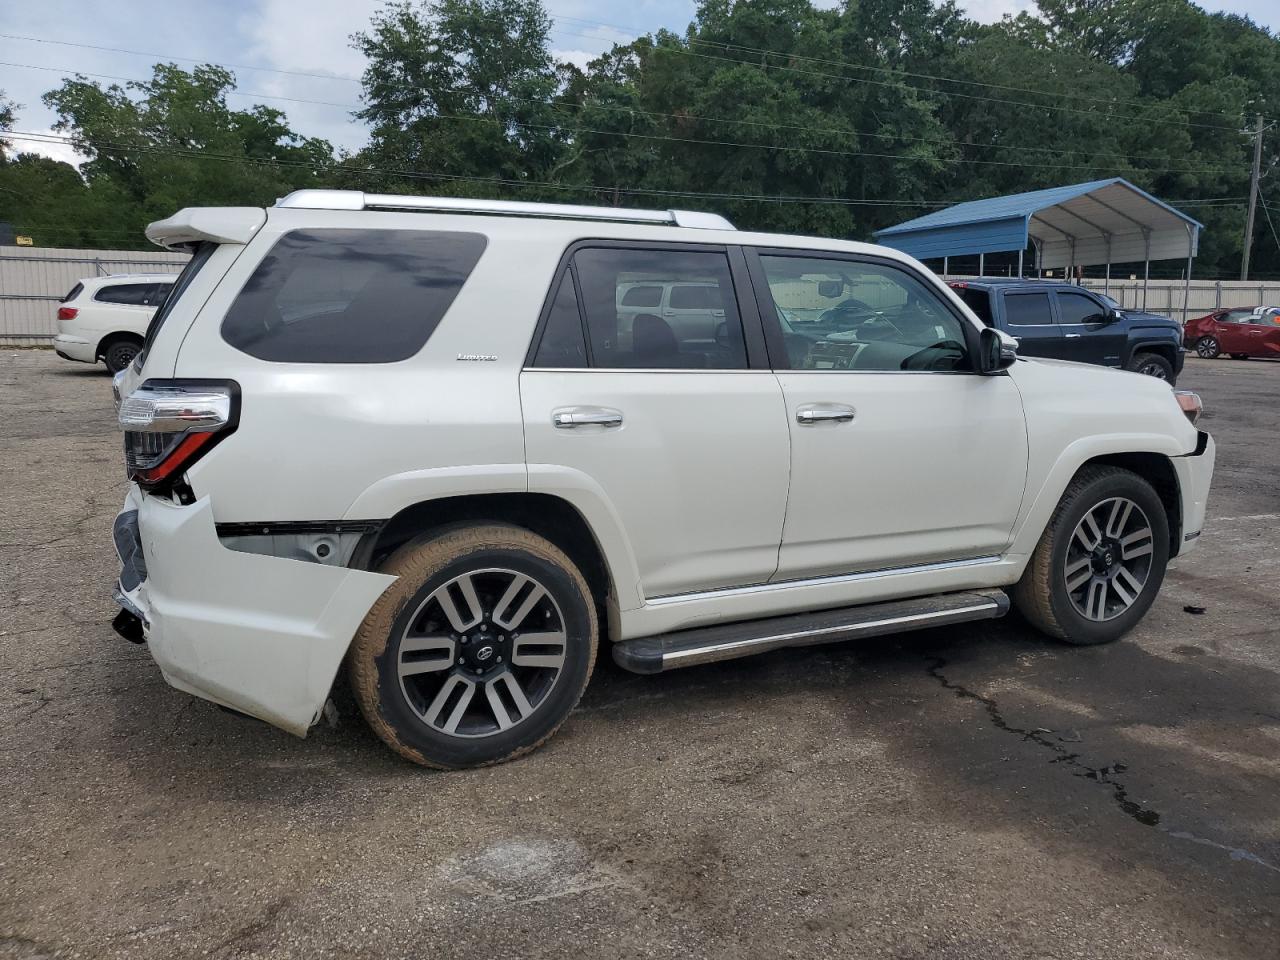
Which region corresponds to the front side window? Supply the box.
[1057,291,1108,325]
[222,228,487,363]
[1003,292,1054,326]
[759,255,970,372]
[96,283,153,306]
[572,247,747,369]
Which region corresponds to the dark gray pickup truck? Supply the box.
[949,278,1185,383]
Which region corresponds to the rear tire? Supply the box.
[1194,336,1220,359]
[347,524,597,769]
[1014,466,1169,646]
[1126,351,1174,382]
[102,336,142,374]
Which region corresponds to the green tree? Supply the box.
[351,0,566,194]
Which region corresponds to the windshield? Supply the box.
[1097,293,1122,310]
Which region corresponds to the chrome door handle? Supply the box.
[552,406,623,429]
[796,403,855,425]
[1064,333,1082,339]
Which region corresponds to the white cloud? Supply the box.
[4,128,85,168]
[959,0,1037,24]
[551,48,598,70]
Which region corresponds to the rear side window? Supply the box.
[95,283,153,306]
[222,228,487,363]
[619,284,662,307]
[61,283,83,303]
[572,247,747,369]
[1003,292,1053,326]
[955,287,993,326]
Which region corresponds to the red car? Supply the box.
[1184,306,1280,359]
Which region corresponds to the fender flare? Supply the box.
[1009,433,1183,562]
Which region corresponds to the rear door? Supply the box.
[999,289,1062,358]
[1053,288,1125,367]
[521,242,790,599]
[1243,309,1280,356]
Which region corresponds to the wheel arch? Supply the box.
[355,492,624,642]
[1012,437,1186,565]
[95,329,144,360]
[1129,339,1178,367]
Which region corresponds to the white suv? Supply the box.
[54,274,176,373]
[110,191,1216,769]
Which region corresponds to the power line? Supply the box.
[538,10,1273,128]
[0,41,1240,167]
[0,130,955,207]
[0,59,1241,176]
[3,22,1264,139]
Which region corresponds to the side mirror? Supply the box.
[978,327,1017,374]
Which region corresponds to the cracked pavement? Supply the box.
[2,350,1278,959]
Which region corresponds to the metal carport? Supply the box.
[873,178,1203,311]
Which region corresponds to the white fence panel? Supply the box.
[1,246,189,343]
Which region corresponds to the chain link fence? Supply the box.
[1,246,189,345]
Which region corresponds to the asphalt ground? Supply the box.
[1,350,1277,959]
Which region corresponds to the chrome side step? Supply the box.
[612,590,1010,674]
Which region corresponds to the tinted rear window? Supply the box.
[61,283,83,303]
[95,283,153,305]
[955,287,993,326]
[1003,291,1054,326]
[222,229,487,363]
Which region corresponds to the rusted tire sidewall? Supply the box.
[348,525,597,769]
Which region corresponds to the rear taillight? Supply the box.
[117,380,239,489]
[57,306,78,321]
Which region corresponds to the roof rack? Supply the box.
[274,190,735,231]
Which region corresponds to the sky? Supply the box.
[2,0,1276,166]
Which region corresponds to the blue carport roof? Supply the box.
[873,178,1203,269]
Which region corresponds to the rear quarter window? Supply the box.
[221,228,487,363]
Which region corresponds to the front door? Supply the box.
[521,242,789,600]
[1053,289,1126,367]
[750,250,1029,580]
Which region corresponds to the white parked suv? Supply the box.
[111,191,1216,769]
[54,274,176,374]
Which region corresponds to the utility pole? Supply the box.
[1242,115,1265,281]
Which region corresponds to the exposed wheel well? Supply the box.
[357,493,618,638]
[1131,343,1176,366]
[1080,452,1182,556]
[96,330,144,360]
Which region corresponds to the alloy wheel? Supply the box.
[1063,497,1155,622]
[1137,359,1168,379]
[1195,337,1219,359]
[396,568,568,738]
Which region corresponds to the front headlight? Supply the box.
[1174,390,1203,425]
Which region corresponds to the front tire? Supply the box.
[348,524,598,768]
[1194,336,1220,359]
[1127,351,1174,382]
[1014,466,1169,646]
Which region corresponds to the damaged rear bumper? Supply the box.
[112,488,395,735]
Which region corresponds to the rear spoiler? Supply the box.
[145,207,266,250]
